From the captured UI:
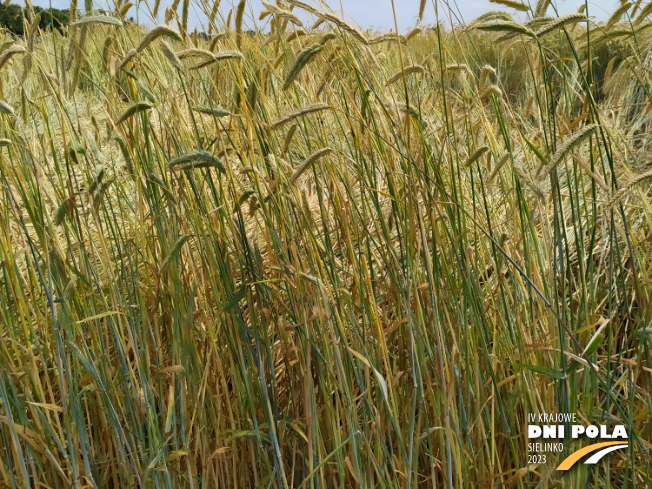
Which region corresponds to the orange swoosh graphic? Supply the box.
[557,442,628,470]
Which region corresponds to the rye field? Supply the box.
[0,0,651,487]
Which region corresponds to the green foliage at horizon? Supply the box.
[0,3,69,34]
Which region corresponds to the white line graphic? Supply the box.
[584,444,628,464]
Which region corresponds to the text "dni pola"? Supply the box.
[528,413,628,439]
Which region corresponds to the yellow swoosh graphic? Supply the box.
[557,442,628,470]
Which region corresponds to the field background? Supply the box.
[0,0,651,487]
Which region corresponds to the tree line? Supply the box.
[0,4,69,35]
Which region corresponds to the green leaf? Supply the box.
[159,235,191,273]
[584,334,604,357]
[223,286,246,312]
[516,363,566,379]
